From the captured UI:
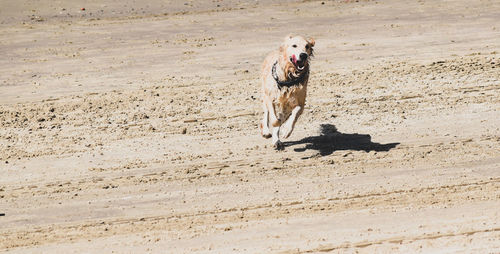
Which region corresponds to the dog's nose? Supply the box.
[299,53,308,61]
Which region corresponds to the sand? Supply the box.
[1,0,499,253]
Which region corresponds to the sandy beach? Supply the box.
[1,0,499,252]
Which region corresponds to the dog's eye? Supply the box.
[305,45,310,49]
[292,44,297,48]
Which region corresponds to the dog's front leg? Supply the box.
[281,105,302,139]
[271,126,283,150]
[265,98,281,127]
[260,107,272,138]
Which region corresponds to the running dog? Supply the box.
[259,34,315,150]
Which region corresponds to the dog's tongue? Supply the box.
[292,54,297,65]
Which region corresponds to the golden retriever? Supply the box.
[259,34,315,150]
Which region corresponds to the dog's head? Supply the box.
[279,34,315,73]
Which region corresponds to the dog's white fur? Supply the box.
[260,34,315,149]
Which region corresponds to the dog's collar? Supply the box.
[272,61,307,90]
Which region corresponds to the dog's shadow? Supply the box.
[283,124,399,158]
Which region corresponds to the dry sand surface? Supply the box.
[1,0,500,253]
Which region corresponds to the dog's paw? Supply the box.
[280,125,293,139]
[281,129,291,139]
[273,140,284,151]
[260,123,272,139]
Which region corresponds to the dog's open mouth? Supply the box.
[291,55,306,71]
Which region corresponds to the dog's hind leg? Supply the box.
[281,105,303,139]
[260,107,272,139]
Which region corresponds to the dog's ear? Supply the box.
[307,37,315,47]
